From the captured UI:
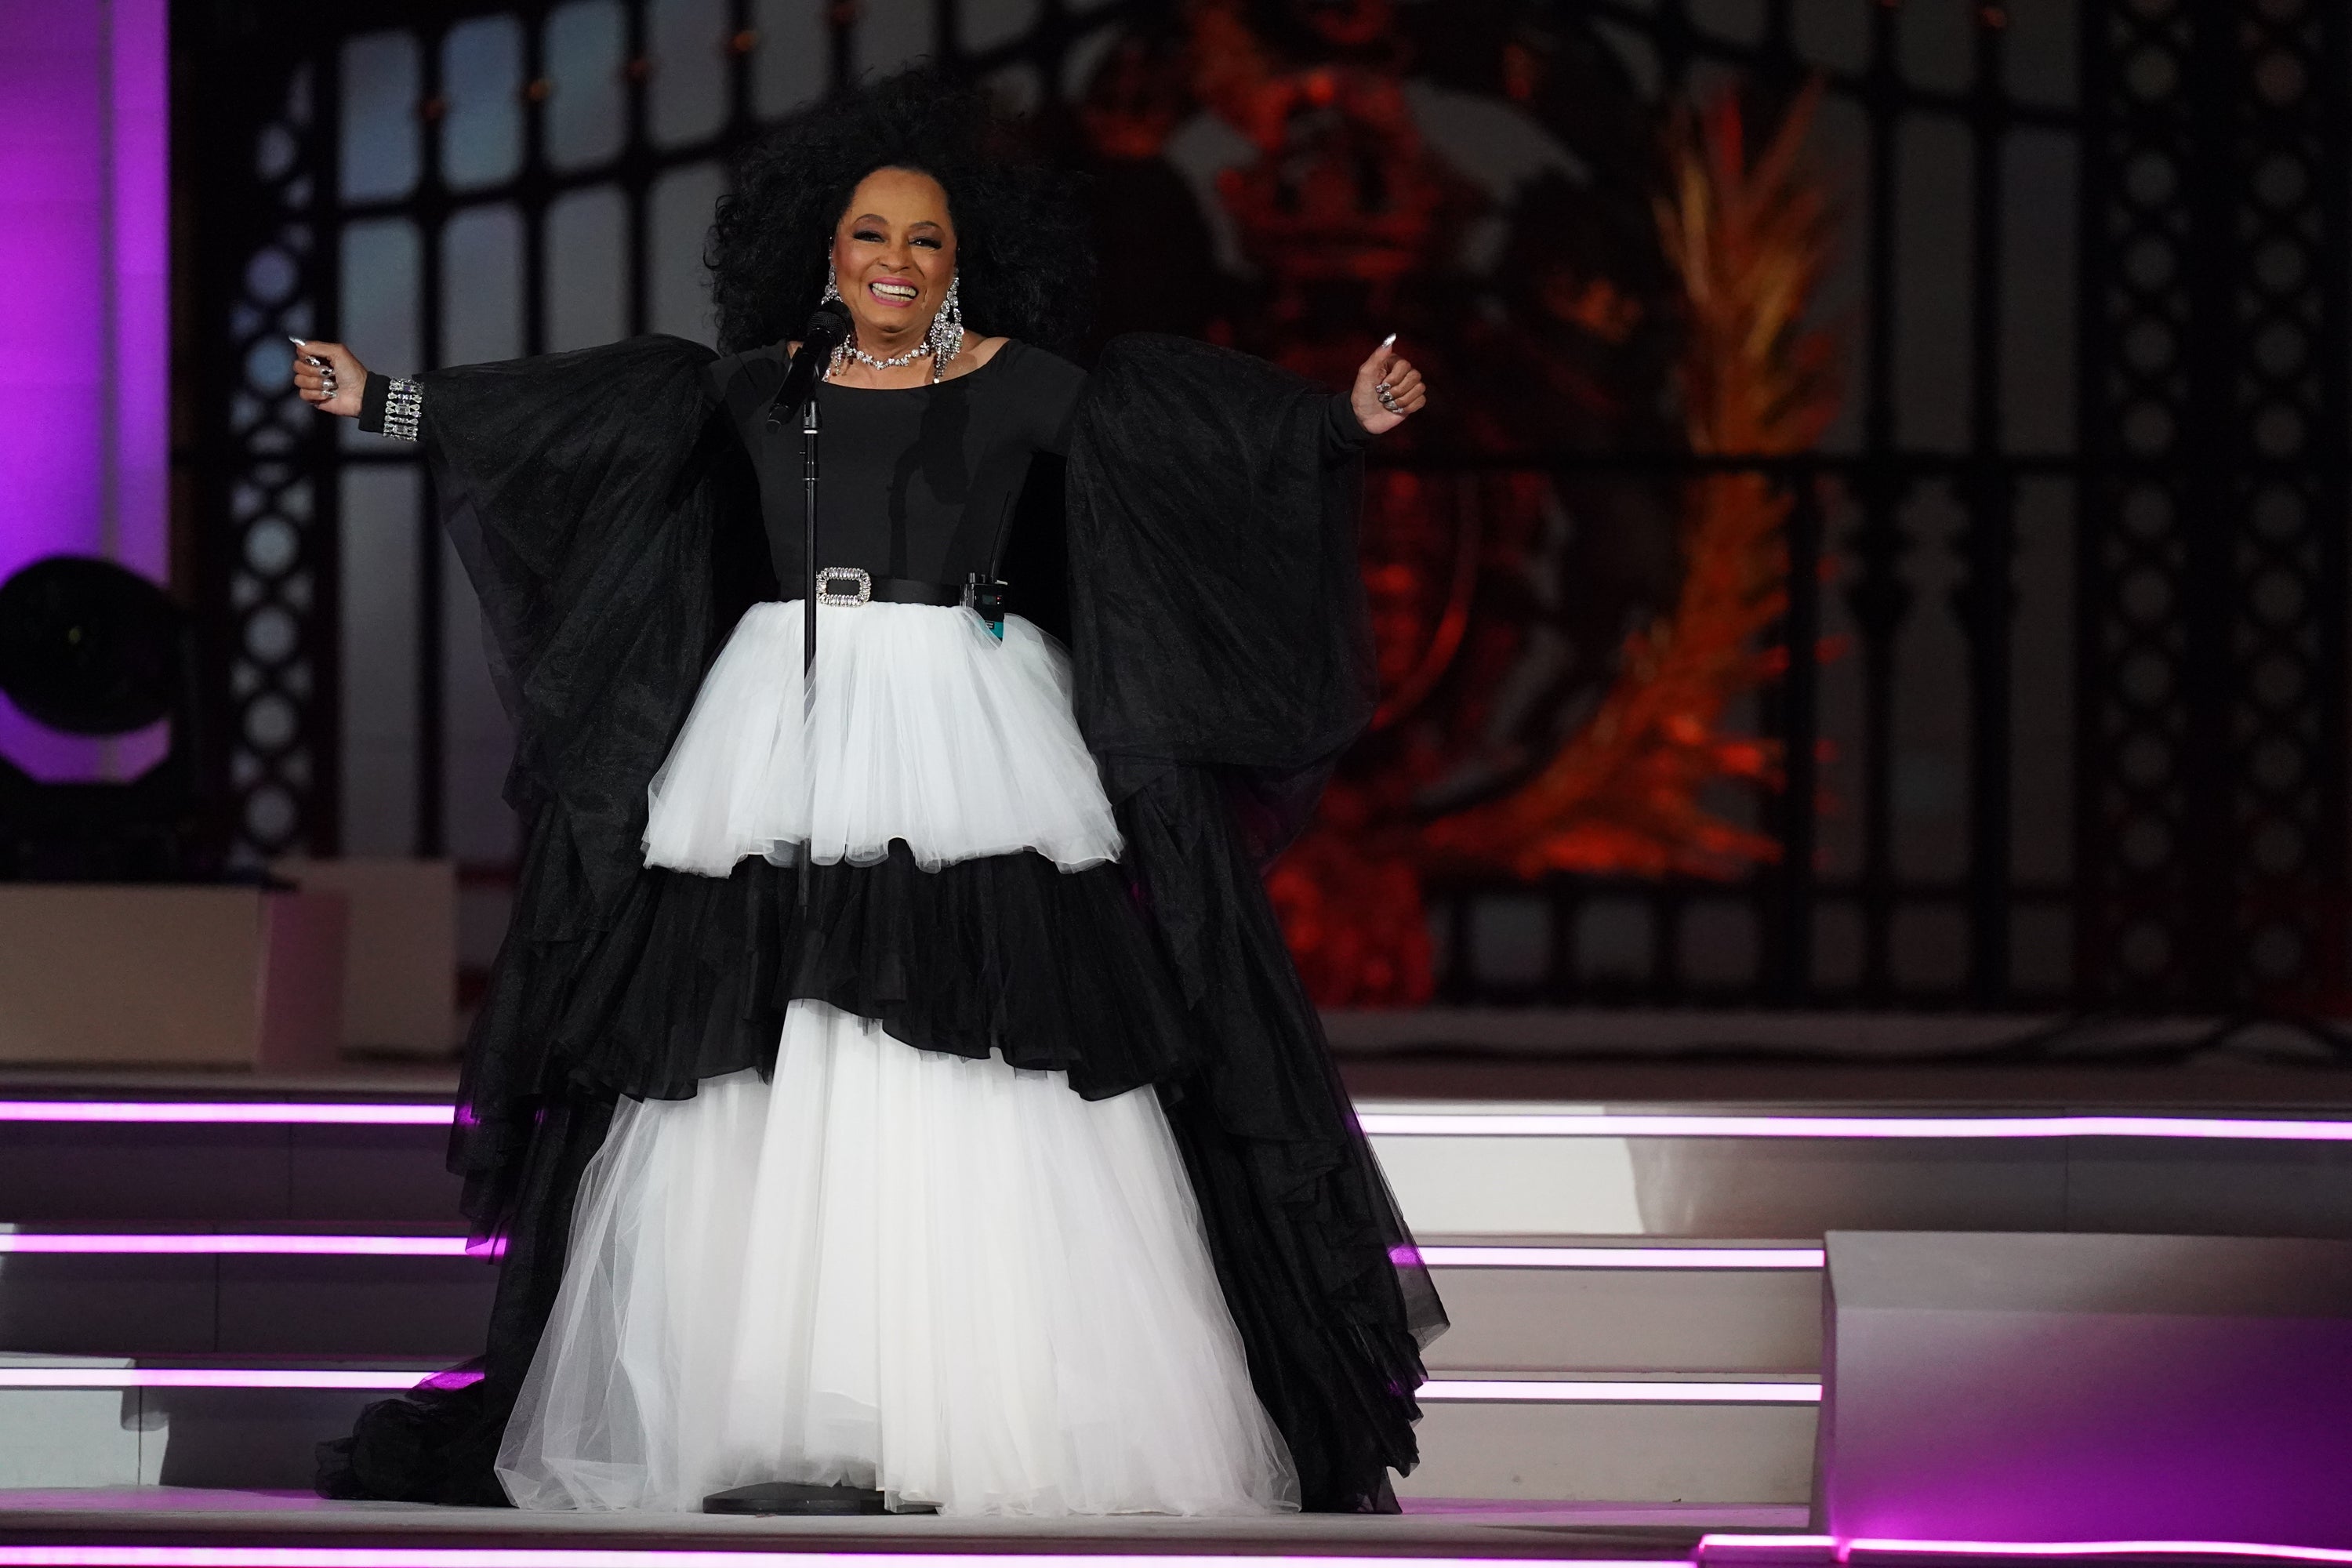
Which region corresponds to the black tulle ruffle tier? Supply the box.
[554,842,1203,1105]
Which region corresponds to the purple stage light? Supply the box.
[1845,1542,2352,1564]
[16,1555,2352,1568]
[4,1101,2348,1142]
[1359,1112,2352,1141]
[1418,1246,1824,1269]
[0,1233,476,1257]
[0,1366,1809,1403]
[0,1101,453,1126]
[1421,1379,1820,1404]
[1697,1537,2352,1566]
[0,1367,479,1390]
[0,1555,1687,1568]
[0,0,169,782]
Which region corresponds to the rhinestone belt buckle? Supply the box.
[815,567,872,607]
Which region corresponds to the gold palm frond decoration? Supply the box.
[1420,80,1842,880]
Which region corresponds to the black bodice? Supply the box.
[704,339,1087,590]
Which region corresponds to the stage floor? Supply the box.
[0,1486,1802,1557]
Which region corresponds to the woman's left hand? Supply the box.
[1349,337,1426,437]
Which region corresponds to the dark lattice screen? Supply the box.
[2074,0,2350,1007]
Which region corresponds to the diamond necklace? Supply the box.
[829,330,943,383]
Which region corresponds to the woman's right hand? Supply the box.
[292,339,368,418]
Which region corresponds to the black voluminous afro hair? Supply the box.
[707,68,1094,357]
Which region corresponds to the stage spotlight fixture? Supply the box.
[0,554,216,880]
[0,555,181,733]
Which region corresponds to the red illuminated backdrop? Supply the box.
[1070,2,1842,1004]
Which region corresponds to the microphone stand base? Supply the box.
[700,1480,936,1515]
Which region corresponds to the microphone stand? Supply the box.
[762,304,848,913]
[798,386,818,913]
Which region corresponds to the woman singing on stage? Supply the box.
[298,71,1441,1517]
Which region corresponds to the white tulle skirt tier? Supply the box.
[641,600,1122,876]
[495,1000,1300,1516]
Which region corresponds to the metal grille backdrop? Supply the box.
[2074,0,2350,1008]
[178,0,2351,1012]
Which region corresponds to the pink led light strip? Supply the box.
[1846,1542,2352,1564]
[0,1367,1803,1402]
[0,1234,477,1257]
[0,1236,1817,1266]
[1417,1246,1823,1269]
[0,1553,1688,1568]
[9,1545,2352,1568]
[0,1368,475,1390]
[0,1101,2346,1140]
[1697,1535,2352,1566]
[1360,1112,2352,1141]
[1697,1537,1841,1555]
[1421,1379,1817,1403]
[0,1101,449,1126]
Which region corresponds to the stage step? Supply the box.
[1419,1243,1822,1374]
[0,1485,1798,1556]
[0,1229,493,1359]
[4,1097,2349,1238]
[1406,1390,1814,1504]
[0,1094,2346,1506]
[0,1232,1826,1371]
[0,1357,1822,1501]
[0,1356,452,1491]
[0,1116,458,1225]
[1405,1241,1822,1504]
[0,1490,2290,1564]
[0,1231,1832,1498]
[1362,1103,2352,1239]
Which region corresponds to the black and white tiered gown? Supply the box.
[504,342,1307,1513]
[320,332,1443,1516]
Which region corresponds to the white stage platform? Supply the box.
[0,1486,1784,1558]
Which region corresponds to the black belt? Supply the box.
[782,569,958,608]
[787,568,1010,635]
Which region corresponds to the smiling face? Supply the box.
[829,165,957,353]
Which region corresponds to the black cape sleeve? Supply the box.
[423,335,759,910]
[321,335,773,1504]
[1065,333,1447,1514]
[411,333,767,1244]
[1066,333,1377,827]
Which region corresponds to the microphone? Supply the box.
[766,299,853,430]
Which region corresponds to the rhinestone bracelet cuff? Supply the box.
[382,378,423,443]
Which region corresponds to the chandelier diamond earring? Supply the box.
[924,274,964,379]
